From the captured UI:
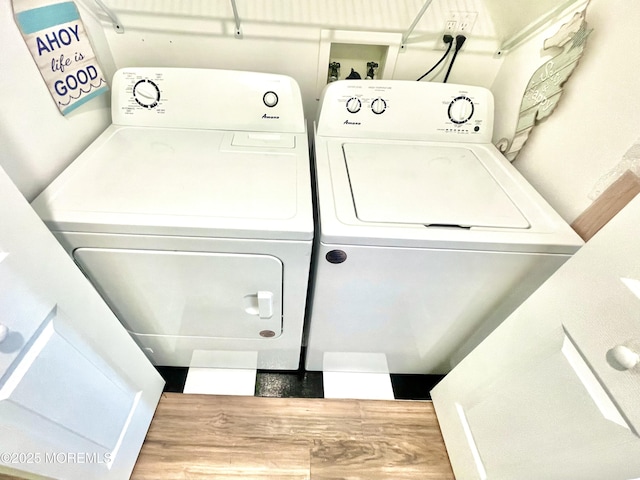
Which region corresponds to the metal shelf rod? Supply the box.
[94,0,124,34]
[230,0,242,38]
[401,0,434,49]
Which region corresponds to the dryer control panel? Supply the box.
[316,80,494,143]
[111,67,305,133]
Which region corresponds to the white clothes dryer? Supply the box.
[305,80,583,375]
[32,68,313,370]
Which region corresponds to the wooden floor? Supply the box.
[131,392,454,480]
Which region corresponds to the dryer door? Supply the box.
[73,248,283,340]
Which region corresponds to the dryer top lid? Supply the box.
[31,125,313,240]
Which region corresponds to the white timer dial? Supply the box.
[448,96,474,124]
[371,98,387,115]
[346,97,362,114]
[133,79,160,108]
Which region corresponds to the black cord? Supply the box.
[417,35,453,81]
[443,35,466,83]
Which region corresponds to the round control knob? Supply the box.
[263,91,279,108]
[448,96,475,124]
[371,98,387,115]
[0,324,8,344]
[133,79,160,109]
[609,345,640,370]
[346,97,362,114]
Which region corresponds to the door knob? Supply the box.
[609,345,640,370]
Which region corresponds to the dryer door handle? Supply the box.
[257,291,274,319]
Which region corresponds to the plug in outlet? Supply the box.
[439,11,476,49]
[440,13,458,49]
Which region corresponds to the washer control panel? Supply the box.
[344,95,390,116]
[317,80,494,143]
[112,67,305,133]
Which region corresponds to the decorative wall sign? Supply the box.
[13,0,109,115]
[497,8,592,161]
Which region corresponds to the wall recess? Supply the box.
[316,30,401,99]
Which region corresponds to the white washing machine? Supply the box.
[305,80,584,375]
[32,68,313,370]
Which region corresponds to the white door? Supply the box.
[432,194,640,479]
[0,166,164,480]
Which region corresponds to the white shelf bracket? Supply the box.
[401,0,434,50]
[94,0,124,34]
[230,0,243,38]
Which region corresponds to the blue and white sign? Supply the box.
[13,0,108,115]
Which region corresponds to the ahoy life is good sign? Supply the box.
[13,0,108,115]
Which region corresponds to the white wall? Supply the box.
[96,0,502,122]
[500,0,640,223]
[0,2,112,201]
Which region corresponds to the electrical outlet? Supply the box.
[439,10,477,49]
[442,11,478,36]
[443,12,458,34]
[458,11,478,34]
[440,13,458,48]
[444,19,457,33]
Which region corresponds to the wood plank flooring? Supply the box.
[571,169,640,241]
[131,393,454,480]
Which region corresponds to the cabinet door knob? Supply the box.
[0,324,8,344]
[609,345,640,370]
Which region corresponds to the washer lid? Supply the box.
[343,143,529,229]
